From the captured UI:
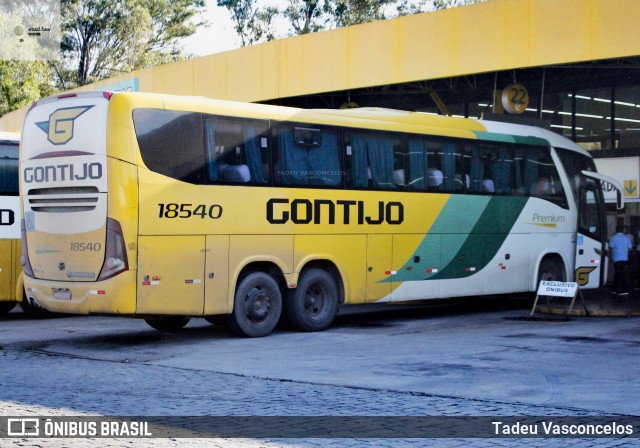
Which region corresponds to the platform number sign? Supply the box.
[501,83,529,115]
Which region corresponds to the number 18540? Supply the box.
[157,203,223,219]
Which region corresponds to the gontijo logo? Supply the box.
[36,106,93,145]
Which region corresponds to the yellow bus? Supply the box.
[19,92,622,336]
[0,131,24,314]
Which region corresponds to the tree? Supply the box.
[60,0,204,87]
[432,0,485,9]
[328,0,394,28]
[0,61,54,116]
[282,0,327,35]
[217,0,279,46]
[396,0,486,17]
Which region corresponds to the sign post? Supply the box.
[530,281,588,318]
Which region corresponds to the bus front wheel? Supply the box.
[227,272,282,337]
[284,268,338,332]
[537,257,566,284]
[145,316,191,331]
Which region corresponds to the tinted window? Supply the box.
[514,146,568,208]
[0,142,19,195]
[555,147,597,203]
[345,132,411,190]
[468,144,514,195]
[407,138,464,193]
[275,125,342,187]
[204,116,269,185]
[133,109,205,184]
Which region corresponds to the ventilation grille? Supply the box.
[28,186,100,213]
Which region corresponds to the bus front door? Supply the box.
[574,183,607,288]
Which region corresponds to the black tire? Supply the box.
[226,272,282,337]
[0,301,17,314]
[145,316,191,331]
[537,257,566,284]
[284,268,338,332]
[19,294,49,315]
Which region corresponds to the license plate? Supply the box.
[53,288,72,300]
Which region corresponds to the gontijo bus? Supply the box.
[0,131,23,314]
[19,92,623,336]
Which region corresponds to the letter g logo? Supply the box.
[575,266,597,286]
[36,106,93,145]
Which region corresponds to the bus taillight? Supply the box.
[98,218,129,281]
[20,219,34,278]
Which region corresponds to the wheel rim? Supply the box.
[304,283,328,318]
[244,286,272,323]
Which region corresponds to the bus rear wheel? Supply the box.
[284,268,338,332]
[145,316,191,331]
[227,272,282,337]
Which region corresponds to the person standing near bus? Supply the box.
[610,225,633,296]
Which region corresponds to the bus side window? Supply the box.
[204,117,269,185]
[348,132,397,190]
[393,143,408,189]
[274,125,342,187]
[134,109,206,184]
[492,146,513,194]
[525,148,568,208]
[407,139,427,191]
[437,141,465,193]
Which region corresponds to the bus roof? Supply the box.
[81,91,589,155]
[477,119,590,157]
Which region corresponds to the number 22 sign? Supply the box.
[501,83,529,114]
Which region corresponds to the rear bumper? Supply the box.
[23,270,137,314]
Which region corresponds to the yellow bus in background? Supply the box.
[0,131,24,314]
[19,92,622,336]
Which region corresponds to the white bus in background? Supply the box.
[0,131,23,313]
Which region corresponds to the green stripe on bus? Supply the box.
[472,131,549,147]
[429,196,529,280]
[385,196,529,283]
[383,195,490,283]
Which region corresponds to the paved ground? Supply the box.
[1,293,639,447]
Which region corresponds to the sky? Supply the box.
[180,0,290,57]
[178,0,429,57]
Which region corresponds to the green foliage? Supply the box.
[0,61,54,116]
[282,0,327,35]
[255,0,487,39]
[217,0,278,46]
[60,0,205,86]
[328,0,394,28]
[432,0,485,10]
